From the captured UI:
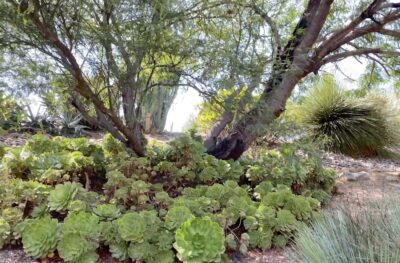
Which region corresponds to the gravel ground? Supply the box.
[0,248,36,263]
[322,151,400,173]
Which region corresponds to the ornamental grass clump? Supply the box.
[298,76,400,157]
[291,201,400,263]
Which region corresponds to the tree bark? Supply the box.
[208,0,333,160]
[203,111,234,151]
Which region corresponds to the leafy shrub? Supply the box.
[174,217,225,263]
[0,134,334,262]
[297,76,400,156]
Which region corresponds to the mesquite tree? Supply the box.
[1,0,399,159]
[1,0,189,156]
[205,0,400,159]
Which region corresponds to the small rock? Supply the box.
[340,171,370,181]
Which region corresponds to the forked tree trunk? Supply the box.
[207,0,336,160]
[207,70,306,160]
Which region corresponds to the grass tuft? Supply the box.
[291,200,400,263]
[298,76,400,157]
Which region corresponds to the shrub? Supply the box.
[298,76,400,156]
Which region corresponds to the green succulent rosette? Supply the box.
[174,217,225,263]
[21,217,59,259]
[48,182,79,211]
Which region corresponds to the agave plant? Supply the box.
[57,113,89,136]
[174,217,225,263]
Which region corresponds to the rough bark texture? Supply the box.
[208,0,333,160]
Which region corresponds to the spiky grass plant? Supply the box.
[291,201,400,263]
[299,76,400,156]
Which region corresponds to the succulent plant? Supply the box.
[62,212,100,239]
[248,228,273,250]
[57,234,97,262]
[174,217,225,263]
[165,206,194,230]
[93,204,121,220]
[0,217,10,248]
[128,241,155,261]
[109,242,129,260]
[56,212,101,262]
[273,235,288,248]
[21,217,59,259]
[116,212,146,242]
[48,182,80,211]
[225,233,237,250]
[275,209,299,234]
[67,200,87,213]
[74,251,98,263]
[150,250,175,263]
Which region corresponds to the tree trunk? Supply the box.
[208,0,334,160]
[203,111,233,151]
[208,68,308,160]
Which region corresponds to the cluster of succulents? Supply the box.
[0,134,335,262]
[244,142,336,203]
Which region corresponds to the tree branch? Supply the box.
[321,48,400,65]
[250,4,281,51]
